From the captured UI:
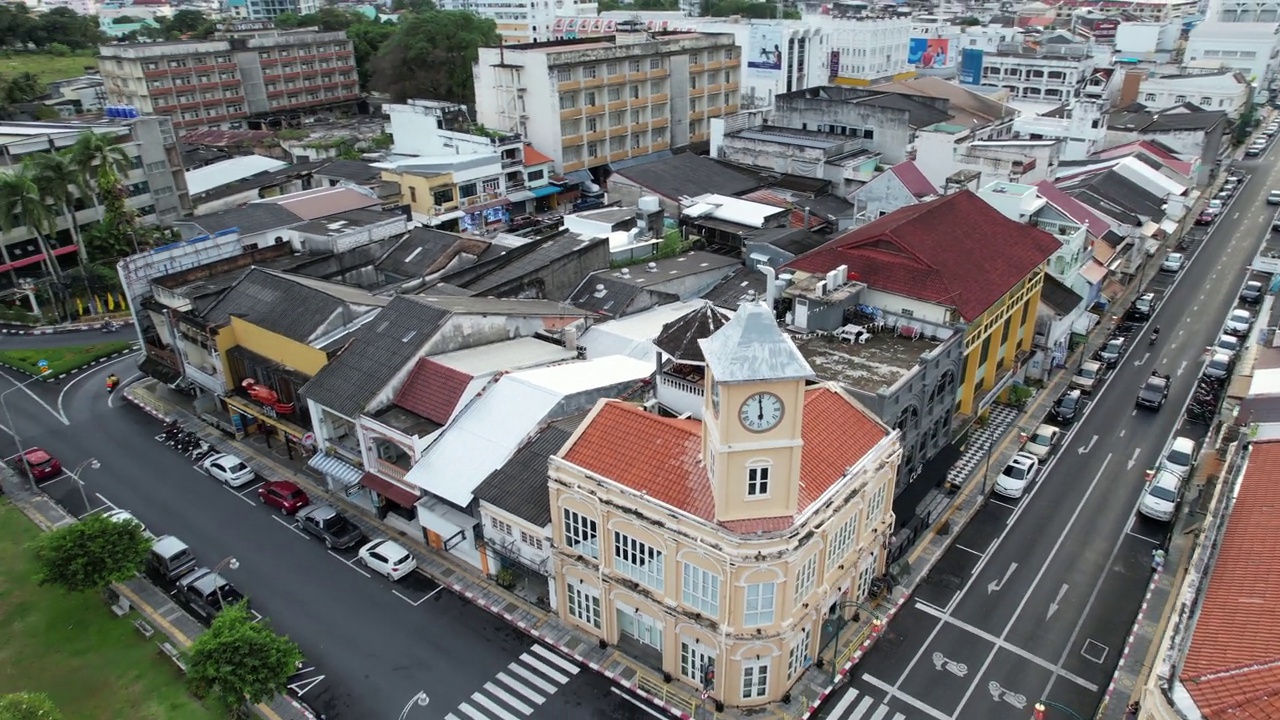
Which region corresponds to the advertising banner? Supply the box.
[959,47,984,85]
[908,37,950,68]
[748,24,784,76]
[1091,19,1119,39]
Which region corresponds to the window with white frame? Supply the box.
[741,659,770,699]
[793,554,816,606]
[520,530,543,551]
[614,531,664,591]
[565,581,601,628]
[743,582,776,626]
[562,508,598,558]
[680,640,715,687]
[826,515,857,567]
[681,562,720,616]
[746,463,770,498]
[857,550,879,600]
[868,481,887,526]
[489,516,512,536]
[787,625,812,679]
[556,68,572,82]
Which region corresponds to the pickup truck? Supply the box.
[1136,371,1171,410]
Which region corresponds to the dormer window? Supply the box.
[747,462,771,498]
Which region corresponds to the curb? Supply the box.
[1100,560,1165,711]
[0,319,135,336]
[121,388,700,719]
[0,345,138,382]
[797,593,910,720]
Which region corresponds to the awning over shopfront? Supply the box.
[428,210,466,224]
[307,453,362,487]
[1158,218,1178,235]
[223,395,309,441]
[359,472,420,507]
[530,185,560,198]
[506,190,535,202]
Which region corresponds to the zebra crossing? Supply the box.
[445,644,580,720]
[826,687,908,720]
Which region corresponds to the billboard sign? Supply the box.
[1091,18,1119,39]
[908,38,950,68]
[958,48,984,85]
[748,24,784,76]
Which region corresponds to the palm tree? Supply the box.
[0,163,64,284]
[70,131,131,223]
[29,150,90,264]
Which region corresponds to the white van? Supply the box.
[1162,437,1198,479]
[1139,468,1184,522]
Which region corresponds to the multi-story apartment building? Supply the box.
[98,21,360,133]
[1047,0,1200,22]
[475,33,741,174]
[1185,21,1280,85]
[978,41,1097,104]
[549,301,901,707]
[0,115,189,280]
[569,14,913,108]
[224,0,319,22]
[441,0,598,43]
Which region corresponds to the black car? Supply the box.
[1136,371,1171,410]
[296,505,365,549]
[1241,280,1265,304]
[1051,389,1084,424]
[1095,337,1126,367]
[573,196,604,212]
[1128,293,1158,321]
[176,568,246,621]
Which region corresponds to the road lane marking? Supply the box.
[987,499,1018,512]
[272,516,309,538]
[107,372,142,409]
[912,603,1100,692]
[521,653,570,684]
[954,545,985,558]
[498,672,545,704]
[863,674,950,720]
[986,563,1018,594]
[915,599,948,614]
[1046,583,1069,620]
[950,453,1114,718]
[484,682,533,715]
[530,644,580,674]
[608,688,666,720]
[58,350,139,421]
[223,485,256,505]
[1080,639,1108,664]
[0,370,69,425]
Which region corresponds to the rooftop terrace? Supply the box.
[793,330,939,396]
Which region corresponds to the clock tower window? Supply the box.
[746,463,771,498]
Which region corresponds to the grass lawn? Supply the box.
[0,501,224,720]
[0,340,134,377]
[0,51,98,85]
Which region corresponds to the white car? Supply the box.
[994,452,1040,499]
[1207,199,1224,212]
[358,539,418,581]
[1270,190,1280,205]
[102,509,147,534]
[202,453,256,488]
[1212,334,1241,357]
[1162,436,1198,479]
[1021,424,1060,461]
[1138,468,1183,522]
[1224,308,1253,336]
[1160,253,1185,273]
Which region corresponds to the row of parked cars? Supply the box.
[1245,121,1280,157]
[1195,170,1244,225]
[1138,437,1199,522]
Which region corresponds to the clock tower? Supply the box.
[697,301,816,522]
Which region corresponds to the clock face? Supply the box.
[711,383,721,417]
[739,392,784,433]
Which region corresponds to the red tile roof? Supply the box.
[889,161,937,199]
[392,358,473,425]
[786,191,1060,322]
[1180,440,1280,719]
[560,387,889,534]
[1090,141,1194,179]
[740,190,827,229]
[524,145,554,167]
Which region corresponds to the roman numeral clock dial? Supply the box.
[739,392,783,433]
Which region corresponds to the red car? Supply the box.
[258,480,309,515]
[20,448,62,481]
[1195,211,1216,225]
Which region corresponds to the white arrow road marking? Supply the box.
[1134,352,1150,366]
[287,674,325,696]
[1076,435,1097,455]
[1177,360,1188,376]
[987,562,1018,594]
[1127,447,1143,470]
[1047,584,1069,619]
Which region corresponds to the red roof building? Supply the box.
[1172,439,1280,719]
[787,190,1060,322]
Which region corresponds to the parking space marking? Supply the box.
[914,599,948,615]
[192,464,208,476]
[237,481,264,495]
[394,590,428,607]
[954,544,986,558]
[79,504,113,518]
[222,485,256,506]
[912,603,1100,691]
[1126,524,1163,545]
[38,472,72,486]
[95,493,117,509]
[328,549,371,578]
[988,499,1019,511]
[1080,639,1109,664]
[272,516,310,538]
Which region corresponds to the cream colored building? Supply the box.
[548,302,900,707]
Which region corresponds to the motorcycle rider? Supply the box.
[1149,325,1161,345]
[106,373,120,391]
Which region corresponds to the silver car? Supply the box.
[1203,352,1233,379]
[1160,253,1185,273]
[1071,360,1104,393]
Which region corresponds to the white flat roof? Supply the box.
[1249,367,1280,397]
[186,155,289,196]
[432,337,577,376]
[683,193,785,229]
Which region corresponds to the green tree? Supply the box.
[0,692,62,720]
[706,0,786,18]
[6,72,45,105]
[70,131,131,225]
[390,0,437,12]
[29,513,150,593]
[370,10,499,103]
[273,11,301,28]
[168,8,213,37]
[30,149,90,264]
[347,19,397,88]
[0,162,61,282]
[187,604,302,718]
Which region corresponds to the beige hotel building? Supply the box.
[548,302,901,707]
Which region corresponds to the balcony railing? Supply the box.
[1032,218,1084,238]
[374,457,408,482]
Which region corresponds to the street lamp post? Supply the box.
[2,373,52,491]
[1034,700,1086,720]
[212,556,239,609]
[398,691,429,720]
[70,458,101,516]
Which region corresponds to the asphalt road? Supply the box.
[0,355,652,720]
[816,152,1278,720]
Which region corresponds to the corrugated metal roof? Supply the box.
[473,424,576,526]
[200,267,386,345]
[699,301,814,384]
[186,155,289,197]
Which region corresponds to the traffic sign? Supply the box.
[36,359,47,368]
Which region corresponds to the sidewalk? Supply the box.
[0,467,314,720]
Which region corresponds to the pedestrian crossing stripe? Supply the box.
[444,644,581,720]
[828,688,907,720]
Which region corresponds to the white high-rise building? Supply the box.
[437,0,598,43]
